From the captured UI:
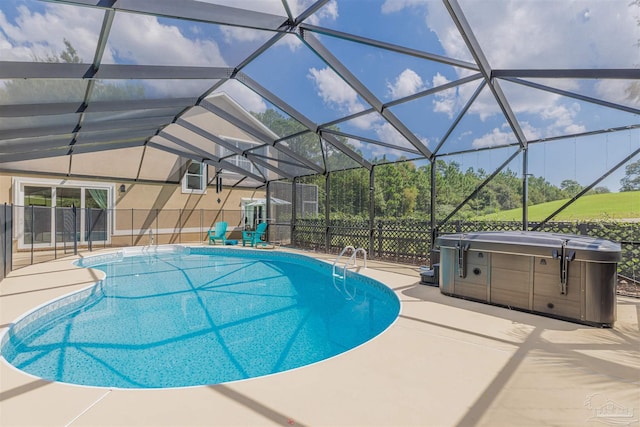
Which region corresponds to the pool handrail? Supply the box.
[332,246,367,300]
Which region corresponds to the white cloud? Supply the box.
[431,73,460,119]
[0,4,103,62]
[220,26,272,45]
[369,145,395,159]
[383,0,639,139]
[280,33,305,51]
[198,0,285,15]
[305,0,339,25]
[518,121,541,141]
[459,130,473,139]
[368,123,430,159]
[346,137,364,151]
[432,72,450,88]
[420,2,474,65]
[469,101,585,145]
[213,80,267,113]
[107,14,226,67]
[464,88,493,121]
[381,0,428,14]
[465,81,592,136]
[217,0,338,50]
[349,113,380,130]
[539,102,586,136]
[594,80,640,109]
[427,1,639,69]
[0,2,228,74]
[471,118,565,148]
[283,0,339,23]
[308,66,366,116]
[564,123,587,134]
[432,94,456,119]
[472,125,514,149]
[375,122,414,149]
[387,68,425,99]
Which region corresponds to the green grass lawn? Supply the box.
[479,191,640,221]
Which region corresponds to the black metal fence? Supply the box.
[3,203,637,298]
[1,203,12,282]
[294,218,639,296]
[7,205,247,271]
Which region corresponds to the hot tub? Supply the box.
[436,231,621,327]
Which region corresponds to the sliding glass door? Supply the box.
[19,180,113,249]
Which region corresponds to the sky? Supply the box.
[0,0,639,191]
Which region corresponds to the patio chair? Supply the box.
[242,222,268,247]
[207,221,228,245]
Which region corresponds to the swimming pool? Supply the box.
[1,246,399,389]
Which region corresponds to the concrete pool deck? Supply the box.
[1,247,639,427]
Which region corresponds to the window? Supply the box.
[217,136,269,176]
[231,155,256,174]
[182,162,206,194]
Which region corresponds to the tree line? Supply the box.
[254,110,639,221]
[298,160,619,221]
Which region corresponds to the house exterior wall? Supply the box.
[0,175,11,205]
[0,93,276,250]
[0,172,265,249]
[112,179,263,244]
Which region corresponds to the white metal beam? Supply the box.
[0,62,232,80]
[493,69,640,79]
[47,0,289,31]
[300,23,479,71]
[501,77,640,116]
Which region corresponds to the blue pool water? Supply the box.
[1,247,399,388]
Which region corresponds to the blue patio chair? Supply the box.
[207,221,228,245]
[242,222,268,247]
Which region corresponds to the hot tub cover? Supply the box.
[436,231,621,263]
